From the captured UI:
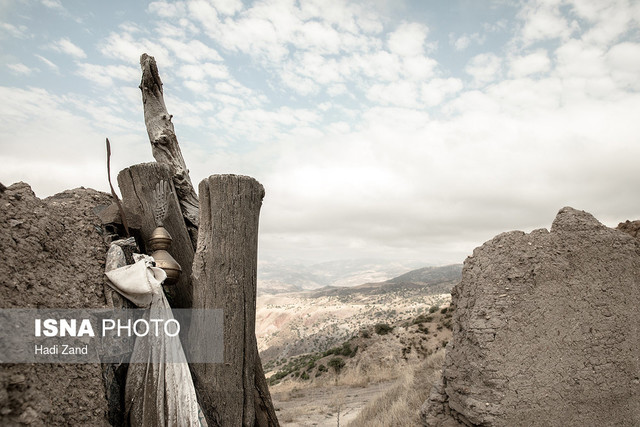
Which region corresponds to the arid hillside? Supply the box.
[268,303,455,426]
[256,265,461,363]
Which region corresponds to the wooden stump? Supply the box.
[189,174,278,427]
[117,163,194,309]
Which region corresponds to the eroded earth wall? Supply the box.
[422,207,640,427]
[0,183,115,426]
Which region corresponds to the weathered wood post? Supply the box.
[189,174,278,426]
[140,53,199,248]
[117,163,195,309]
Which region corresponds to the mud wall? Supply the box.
[423,207,640,426]
[0,183,116,426]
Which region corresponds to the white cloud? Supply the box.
[387,22,428,56]
[7,63,34,75]
[41,0,64,10]
[35,54,59,72]
[100,32,171,67]
[0,22,28,39]
[161,38,223,63]
[518,0,576,45]
[572,0,635,45]
[451,32,485,51]
[50,37,87,59]
[402,55,438,80]
[176,62,229,81]
[509,49,551,77]
[327,83,347,96]
[366,81,421,108]
[210,0,243,16]
[0,87,147,197]
[606,42,640,89]
[421,78,464,107]
[453,34,471,51]
[466,53,502,84]
[183,79,210,94]
[554,39,607,79]
[148,1,187,18]
[75,63,140,87]
[4,0,640,265]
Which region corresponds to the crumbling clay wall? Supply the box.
[0,182,116,426]
[422,207,640,427]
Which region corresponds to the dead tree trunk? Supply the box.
[189,175,278,427]
[139,53,199,248]
[117,163,194,309]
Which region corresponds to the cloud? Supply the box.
[176,62,229,82]
[421,78,464,107]
[0,22,28,39]
[466,53,502,84]
[75,63,140,87]
[35,54,59,71]
[41,0,64,10]
[7,63,34,75]
[210,0,243,16]
[4,0,640,265]
[518,0,576,45]
[50,37,87,59]
[570,0,637,45]
[0,87,148,197]
[366,81,420,108]
[160,38,223,63]
[387,22,428,56]
[451,32,485,51]
[100,31,171,67]
[509,49,551,77]
[147,1,187,18]
[606,42,640,89]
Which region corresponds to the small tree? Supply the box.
[328,357,345,374]
[374,323,393,335]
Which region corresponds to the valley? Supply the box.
[256,262,462,426]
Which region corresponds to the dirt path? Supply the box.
[271,380,396,426]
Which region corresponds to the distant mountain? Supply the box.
[257,258,429,295]
[303,264,463,298]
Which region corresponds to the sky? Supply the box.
[1,0,640,266]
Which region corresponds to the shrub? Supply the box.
[300,372,309,380]
[340,342,352,356]
[429,306,439,314]
[349,345,358,357]
[375,323,393,335]
[440,307,448,314]
[328,357,345,373]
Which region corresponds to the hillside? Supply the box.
[267,303,454,426]
[256,264,461,363]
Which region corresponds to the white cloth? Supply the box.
[105,246,207,427]
[105,254,165,307]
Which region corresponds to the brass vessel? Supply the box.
[148,226,181,285]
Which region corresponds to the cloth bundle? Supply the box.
[105,244,207,427]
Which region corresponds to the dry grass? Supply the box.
[346,349,445,427]
[333,361,400,387]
